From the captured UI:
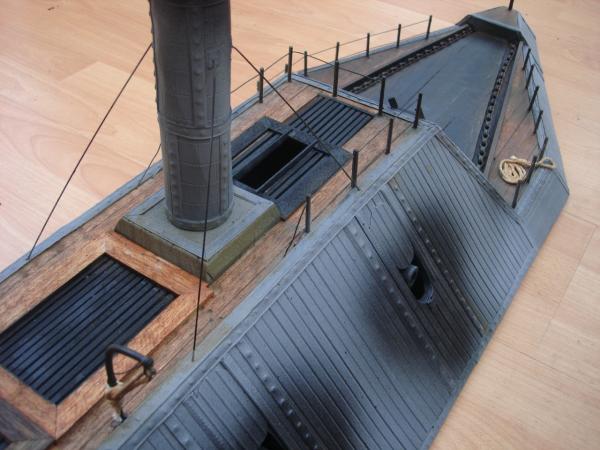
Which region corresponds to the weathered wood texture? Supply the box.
[0,398,52,450]
[0,200,213,438]
[52,83,410,449]
[485,42,540,202]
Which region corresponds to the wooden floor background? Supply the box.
[0,0,598,448]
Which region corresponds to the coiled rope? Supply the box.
[499,155,556,184]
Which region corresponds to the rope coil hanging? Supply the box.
[499,155,556,184]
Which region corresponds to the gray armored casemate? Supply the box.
[149,0,233,230]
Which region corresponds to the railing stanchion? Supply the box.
[287,46,293,82]
[539,136,549,159]
[351,150,359,189]
[523,48,531,70]
[378,78,386,116]
[525,66,534,89]
[366,32,371,57]
[303,51,308,76]
[413,93,423,128]
[335,42,340,62]
[305,196,311,233]
[332,61,339,97]
[512,180,522,209]
[396,24,402,48]
[426,15,432,39]
[528,86,539,111]
[385,118,394,155]
[258,67,264,103]
[533,110,544,134]
[526,156,537,184]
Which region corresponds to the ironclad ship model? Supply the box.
[0,1,567,449]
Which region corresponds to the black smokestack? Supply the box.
[149,0,233,230]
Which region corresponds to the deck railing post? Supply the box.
[512,180,522,209]
[528,86,539,111]
[351,150,359,188]
[509,0,515,11]
[540,136,549,159]
[332,61,339,97]
[426,15,432,39]
[385,118,394,155]
[305,196,311,233]
[523,48,531,70]
[526,156,538,184]
[303,51,308,76]
[258,67,264,103]
[396,24,402,48]
[533,110,544,134]
[413,93,423,128]
[378,78,386,116]
[525,66,534,89]
[366,33,371,57]
[287,46,293,82]
[335,41,340,62]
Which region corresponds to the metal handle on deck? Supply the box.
[105,344,155,388]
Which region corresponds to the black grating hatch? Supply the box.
[286,95,372,146]
[0,255,176,404]
[232,96,371,218]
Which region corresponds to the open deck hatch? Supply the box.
[232,96,371,218]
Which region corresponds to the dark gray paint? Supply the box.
[150,0,233,230]
[102,105,567,449]
[231,113,354,219]
[359,31,510,160]
[101,9,568,448]
[0,5,569,448]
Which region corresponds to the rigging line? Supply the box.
[401,18,431,28]
[311,43,338,57]
[232,45,354,185]
[231,74,259,94]
[299,52,377,81]
[264,53,289,72]
[192,75,217,362]
[136,143,161,188]
[282,120,411,258]
[284,203,306,257]
[26,42,153,261]
[522,45,543,76]
[306,17,431,57]
[356,118,412,154]
[496,109,530,154]
[368,18,428,38]
[230,53,288,95]
[370,27,400,37]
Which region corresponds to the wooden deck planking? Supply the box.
[54,85,410,449]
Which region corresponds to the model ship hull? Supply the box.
[0,6,567,449]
